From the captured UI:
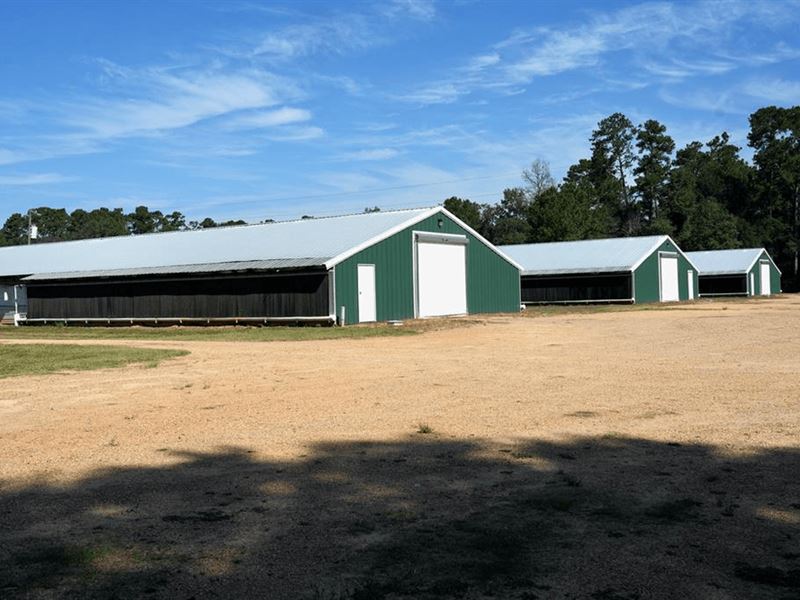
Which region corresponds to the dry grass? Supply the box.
[0,295,798,599]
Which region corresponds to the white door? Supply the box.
[659,254,679,302]
[417,240,467,317]
[687,270,694,300]
[357,264,376,322]
[749,272,755,296]
[759,262,771,295]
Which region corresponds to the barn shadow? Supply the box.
[1,436,798,599]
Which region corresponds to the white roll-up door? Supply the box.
[416,233,468,317]
[659,254,679,302]
[759,262,771,295]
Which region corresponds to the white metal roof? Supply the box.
[0,206,522,280]
[499,236,677,276]
[685,248,780,275]
[0,208,435,279]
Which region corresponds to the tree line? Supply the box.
[443,105,799,290]
[0,206,247,245]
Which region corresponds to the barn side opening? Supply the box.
[698,275,747,297]
[23,269,332,325]
[520,272,633,304]
[0,281,27,325]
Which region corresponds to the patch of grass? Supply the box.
[13,545,110,569]
[565,410,598,418]
[6,544,113,589]
[416,423,433,434]
[0,324,419,343]
[0,344,188,379]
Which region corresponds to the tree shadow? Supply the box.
[1,435,798,599]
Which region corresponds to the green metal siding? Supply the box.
[748,251,782,295]
[633,239,698,303]
[334,213,520,323]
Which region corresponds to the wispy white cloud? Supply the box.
[660,76,800,115]
[399,0,800,105]
[742,78,800,104]
[250,15,375,60]
[314,171,384,192]
[264,125,325,141]
[66,65,291,138]
[641,58,736,79]
[339,148,400,161]
[0,148,23,166]
[381,0,437,22]
[0,172,75,186]
[223,107,312,129]
[0,62,313,167]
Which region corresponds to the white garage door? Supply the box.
[659,254,679,302]
[759,262,771,295]
[416,233,468,317]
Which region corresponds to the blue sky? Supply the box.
[1,0,799,223]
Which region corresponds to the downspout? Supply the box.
[13,284,19,326]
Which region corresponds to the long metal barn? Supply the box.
[500,236,698,304]
[685,248,782,297]
[0,207,522,325]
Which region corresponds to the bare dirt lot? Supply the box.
[1,297,799,599]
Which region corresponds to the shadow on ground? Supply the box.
[1,435,798,599]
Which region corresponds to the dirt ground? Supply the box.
[1,296,799,599]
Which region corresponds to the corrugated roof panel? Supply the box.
[499,236,666,276]
[0,208,434,279]
[685,248,764,275]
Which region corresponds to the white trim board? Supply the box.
[630,235,699,273]
[324,206,440,269]
[324,205,524,272]
[745,249,782,276]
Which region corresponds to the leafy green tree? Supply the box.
[590,113,638,234]
[127,206,163,235]
[748,105,800,287]
[69,208,127,240]
[680,199,741,250]
[162,211,186,232]
[443,197,483,232]
[634,119,674,227]
[29,207,70,242]
[0,212,28,246]
[189,217,219,229]
[527,183,608,242]
[125,206,187,234]
[481,188,531,244]
[363,206,381,213]
[665,135,750,250]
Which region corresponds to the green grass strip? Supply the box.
[0,344,189,379]
[0,324,417,343]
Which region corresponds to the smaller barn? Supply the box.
[685,248,782,297]
[500,235,698,304]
